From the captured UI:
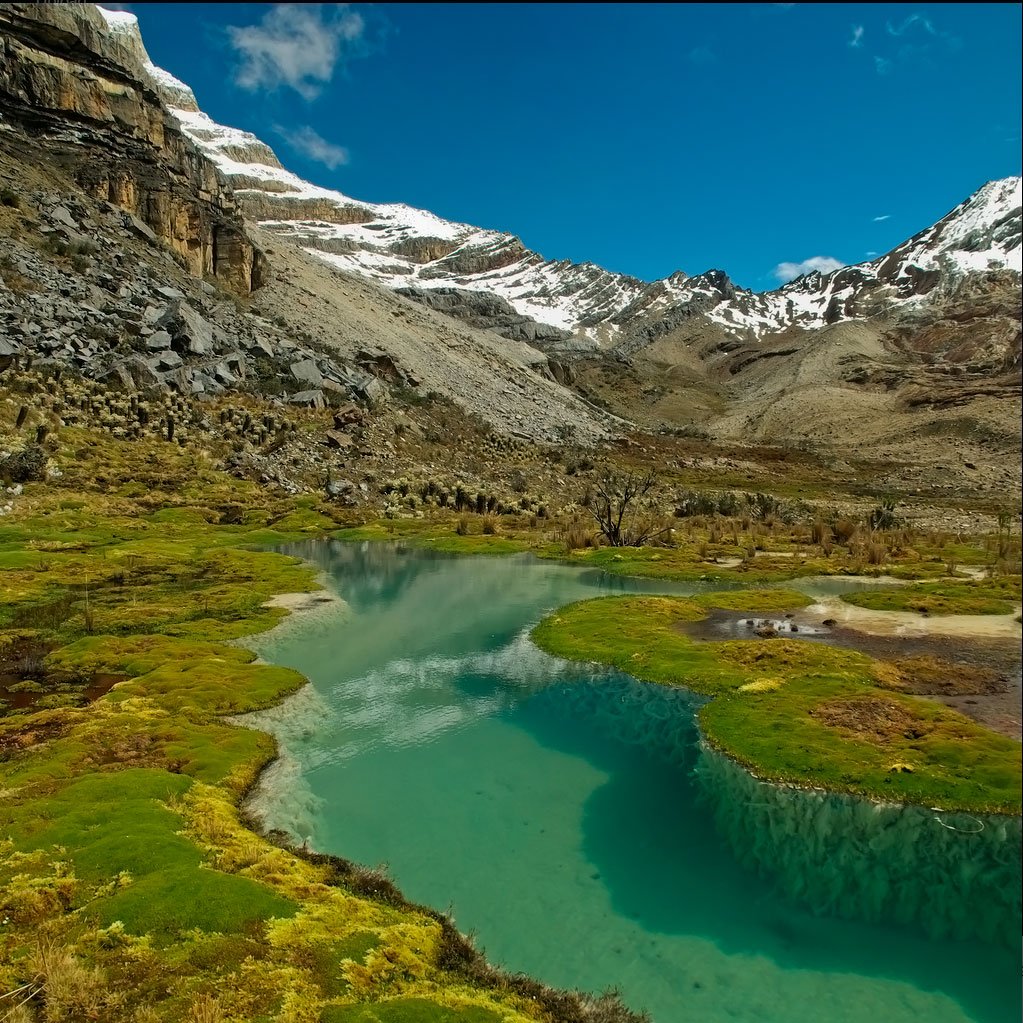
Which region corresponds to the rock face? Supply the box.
[395,287,571,347]
[0,3,263,294]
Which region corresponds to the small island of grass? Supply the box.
[531,593,1022,814]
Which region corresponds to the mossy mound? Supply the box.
[531,594,1021,813]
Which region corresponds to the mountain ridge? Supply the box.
[94,8,1021,357]
[0,2,1017,476]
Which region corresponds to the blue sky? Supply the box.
[113,3,1020,291]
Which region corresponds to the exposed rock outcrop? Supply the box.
[395,287,571,346]
[0,2,264,294]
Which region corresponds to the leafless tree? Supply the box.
[588,467,669,547]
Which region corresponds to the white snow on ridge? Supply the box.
[95,6,136,30]
[94,4,1022,346]
[878,176,1022,276]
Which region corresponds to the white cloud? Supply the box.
[849,25,864,48]
[866,251,879,257]
[886,14,936,37]
[872,214,891,222]
[874,56,892,75]
[773,256,845,284]
[227,4,365,101]
[274,125,349,169]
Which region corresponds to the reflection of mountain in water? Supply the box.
[273,540,446,613]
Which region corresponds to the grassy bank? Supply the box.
[531,594,1021,814]
[333,513,1020,592]
[0,433,639,1023]
[840,577,1022,616]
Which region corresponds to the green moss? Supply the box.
[532,595,1021,813]
[1,769,296,940]
[333,522,530,556]
[841,577,1022,615]
[321,1000,503,1023]
[692,588,813,612]
[538,544,837,584]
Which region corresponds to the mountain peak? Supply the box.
[92,6,1020,351]
[96,6,200,112]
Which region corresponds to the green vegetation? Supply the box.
[321,1000,503,1023]
[335,522,530,556]
[0,432,607,1023]
[0,411,1017,1019]
[331,507,1021,589]
[841,576,1022,616]
[532,594,1021,814]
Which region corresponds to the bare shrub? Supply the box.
[833,518,859,544]
[589,468,668,547]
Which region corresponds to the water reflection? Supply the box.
[240,541,1021,1023]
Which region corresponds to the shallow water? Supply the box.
[243,541,1021,1023]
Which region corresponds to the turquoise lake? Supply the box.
[243,540,1021,1023]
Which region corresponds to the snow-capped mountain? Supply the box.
[98,7,1021,355]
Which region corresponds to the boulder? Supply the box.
[145,330,173,351]
[355,375,386,406]
[324,430,353,449]
[247,337,276,358]
[290,359,323,387]
[151,350,183,370]
[49,204,77,228]
[158,300,215,356]
[289,389,325,408]
[124,213,159,246]
[213,362,237,386]
[332,402,364,428]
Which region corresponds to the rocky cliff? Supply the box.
[0,2,263,294]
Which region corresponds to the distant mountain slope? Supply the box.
[2,4,1016,467]
[94,9,1020,356]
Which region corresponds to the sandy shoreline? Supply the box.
[261,588,346,614]
[806,597,1023,639]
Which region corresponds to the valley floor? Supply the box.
[0,405,1019,1022]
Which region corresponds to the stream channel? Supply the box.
[241,540,1021,1023]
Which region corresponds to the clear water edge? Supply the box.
[238,541,1021,1023]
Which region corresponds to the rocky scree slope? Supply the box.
[0,3,615,444]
